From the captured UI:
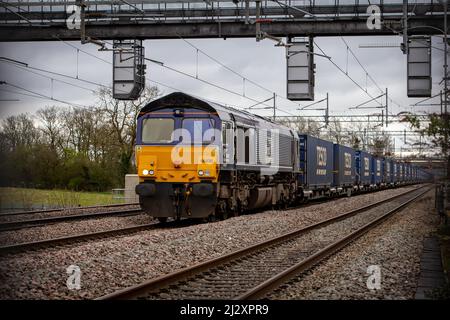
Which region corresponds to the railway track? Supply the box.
[0,202,140,217]
[97,184,431,300]
[0,218,198,255]
[0,208,143,232]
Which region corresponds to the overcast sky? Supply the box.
[0,34,446,154]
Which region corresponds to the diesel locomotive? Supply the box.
[134,92,431,222]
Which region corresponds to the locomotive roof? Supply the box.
[139,92,295,135]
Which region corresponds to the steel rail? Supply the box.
[0,202,139,217]
[237,186,432,299]
[0,218,196,255]
[0,223,155,255]
[97,184,429,300]
[0,219,180,255]
[0,208,143,232]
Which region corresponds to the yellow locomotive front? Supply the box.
[134,94,221,221]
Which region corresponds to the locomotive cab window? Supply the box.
[141,118,174,143]
[182,118,215,144]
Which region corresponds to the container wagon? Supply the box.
[356,150,372,190]
[407,163,412,183]
[393,161,400,185]
[371,156,383,187]
[333,144,356,196]
[299,134,334,199]
[399,162,405,184]
[384,158,394,186]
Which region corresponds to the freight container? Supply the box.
[407,163,412,182]
[384,158,393,184]
[398,162,405,183]
[356,150,372,186]
[380,158,386,184]
[333,144,355,188]
[405,163,410,182]
[371,156,383,185]
[299,134,334,190]
[392,160,399,184]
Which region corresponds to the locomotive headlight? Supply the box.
[149,170,154,175]
[198,170,204,176]
[142,169,149,175]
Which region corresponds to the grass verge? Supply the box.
[0,187,125,211]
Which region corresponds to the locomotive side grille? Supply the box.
[278,134,292,167]
[255,128,260,164]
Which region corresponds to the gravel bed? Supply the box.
[0,204,141,223]
[268,189,438,300]
[0,185,423,299]
[0,214,153,246]
[145,188,426,300]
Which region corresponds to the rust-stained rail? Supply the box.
[0,208,143,232]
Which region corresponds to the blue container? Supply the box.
[299,134,334,189]
[399,162,405,182]
[419,168,424,181]
[384,158,393,184]
[393,161,400,183]
[371,156,383,185]
[356,150,372,186]
[333,144,355,187]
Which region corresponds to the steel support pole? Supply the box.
[255,0,261,41]
[444,0,449,180]
[444,0,448,116]
[273,92,276,121]
[385,87,388,126]
[402,0,408,54]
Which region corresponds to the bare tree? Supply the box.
[278,117,322,137]
[1,113,40,150]
[96,86,160,175]
[324,118,344,144]
[36,106,64,153]
[368,130,393,156]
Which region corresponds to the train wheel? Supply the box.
[230,201,242,217]
[158,217,168,223]
[216,210,228,220]
[216,200,229,220]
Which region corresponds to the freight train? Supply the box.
[134,92,432,222]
